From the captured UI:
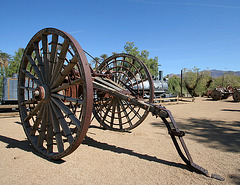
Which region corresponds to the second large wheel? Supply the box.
[93,53,154,131]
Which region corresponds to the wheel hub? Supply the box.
[34,85,51,102]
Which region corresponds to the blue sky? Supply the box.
[1,0,240,75]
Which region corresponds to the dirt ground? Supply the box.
[0,97,239,184]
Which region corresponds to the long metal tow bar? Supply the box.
[93,77,225,181]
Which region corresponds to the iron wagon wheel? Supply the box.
[211,90,222,100]
[18,28,93,160]
[93,53,154,131]
[233,90,240,102]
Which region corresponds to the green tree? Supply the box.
[93,57,101,69]
[167,75,182,95]
[123,42,158,76]
[124,42,140,56]
[210,72,240,88]
[183,67,213,97]
[0,50,13,98]
[9,48,24,76]
[0,48,24,98]
[195,70,212,96]
[100,54,108,61]
[0,50,12,77]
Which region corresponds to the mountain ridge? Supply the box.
[167,69,240,78]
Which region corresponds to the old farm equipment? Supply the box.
[210,86,233,100]
[210,85,240,102]
[233,87,240,102]
[18,28,224,181]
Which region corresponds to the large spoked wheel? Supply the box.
[18,28,93,160]
[93,53,154,131]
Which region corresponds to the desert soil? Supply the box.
[0,97,239,184]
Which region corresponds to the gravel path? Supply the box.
[0,97,239,184]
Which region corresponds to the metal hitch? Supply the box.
[152,105,225,181]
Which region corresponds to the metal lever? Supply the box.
[152,105,225,181]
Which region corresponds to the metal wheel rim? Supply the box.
[93,53,154,131]
[18,28,93,159]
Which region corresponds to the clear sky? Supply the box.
[1,0,240,76]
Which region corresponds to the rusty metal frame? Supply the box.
[18,28,225,181]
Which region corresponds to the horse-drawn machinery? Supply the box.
[18,28,224,181]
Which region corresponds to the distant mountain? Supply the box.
[208,69,240,78]
[167,70,240,78]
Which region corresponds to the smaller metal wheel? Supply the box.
[211,90,222,100]
[93,53,154,131]
[233,91,240,102]
[18,28,93,159]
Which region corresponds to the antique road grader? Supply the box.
[18,28,224,181]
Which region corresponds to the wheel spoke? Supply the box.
[95,77,123,92]
[51,77,83,93]
[33,42,45,80]
[49,102,64,153]
[30,105,44,136]
[45,104,53,153]
[118,98,132,127]
[50,101,74,144]
[22,70,41,86]
[50,39,69,85]
[49,33,58,80]
[119,59,124,72]
[116,100,123,129]
[101,98,113,124]
[113,59,118,82]
[26,55,44,84]
[116,71,126,85]
[42,34,50,83]
[110,98,116,128]
[21,98,36,106]
[37,104,47,148]
[51,97,81,129]
[20,86,36,91]
[24,102,43,122]
[51,56,77,88]
[127,102,141,119]
[96,97,111,112]
[52,93,84,104]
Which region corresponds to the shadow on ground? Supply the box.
[0,134,65,164]
[203,98,239,103]
[150,118,240,153]
[82,136,199,173]
[221,109,240,112]
[0,135,32,152]
[229,169,240,185]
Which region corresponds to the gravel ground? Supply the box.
[0,97,239,184]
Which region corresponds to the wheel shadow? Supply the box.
[0,134,65,164]
[229,169,240,185]
[221,109,240,112]
[82,136,197,173]
[203,98,238,103]
[150,118,240,153]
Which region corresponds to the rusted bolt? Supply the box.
[33,90,40,97]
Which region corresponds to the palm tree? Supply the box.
[0,50,11,68]
[93,57,100,69]
[100,54,108,61]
